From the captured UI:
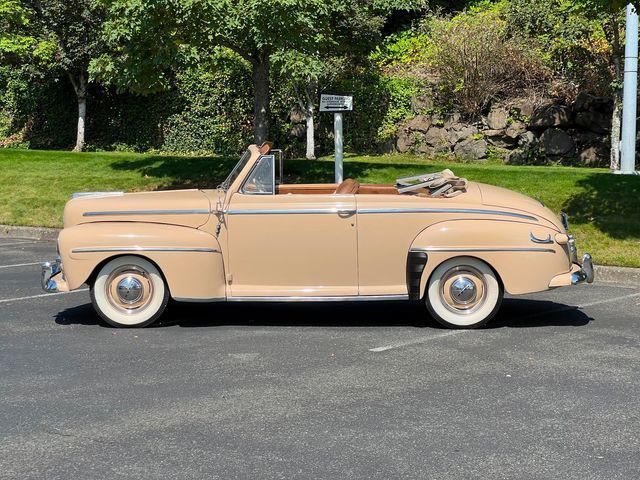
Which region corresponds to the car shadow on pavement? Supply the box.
[488,298,592,328]
[54,298,592,330]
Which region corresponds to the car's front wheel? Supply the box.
[90,256,169,328]
[425,257,503,329]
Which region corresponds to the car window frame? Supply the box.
[240,154,276,196]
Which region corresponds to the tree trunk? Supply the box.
[74,95,87,152]
[69,72,87,152]
[251,57,270,145]
[610,89,622,171]
[305,97,316,160]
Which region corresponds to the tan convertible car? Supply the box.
[42,142,594,328]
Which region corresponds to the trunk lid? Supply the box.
[477,183,563,230]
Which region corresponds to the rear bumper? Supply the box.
[550,214,594,288]
[571,253,595,285]
[549,253,595,288]
[41,257,69,293]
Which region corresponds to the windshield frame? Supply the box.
[218,149,252,191]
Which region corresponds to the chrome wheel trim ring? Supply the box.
[440,266,486,315]
[106,265,154,314]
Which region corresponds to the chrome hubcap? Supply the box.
[106,265,153,314]
[116,276,144,304]
[440,266,487,315]
[450,277,477,305]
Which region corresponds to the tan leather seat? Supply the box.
[334,179,360,194]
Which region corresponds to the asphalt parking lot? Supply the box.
[1,237,639,480]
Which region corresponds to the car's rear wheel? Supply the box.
[90,256,169,328]
[425,256,503,329]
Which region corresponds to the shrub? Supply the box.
[504,0,615,97]
[425,8,551,116]
[371,28,432,73]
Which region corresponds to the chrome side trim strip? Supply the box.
[72,247,219,254]
[226,207,537,220]
[72,191,124,199]
[83,209,210,217]
[227,294,409,303]
[358,208,538,221]
[530,232,553,244]
[410,247,555,254]
[173,297,226,303]
[227,208,342,215]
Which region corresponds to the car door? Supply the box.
[226,155,358,297]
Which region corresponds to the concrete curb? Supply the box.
[1,224,639,285]
[594,265,640,286]
[0,224,61,241]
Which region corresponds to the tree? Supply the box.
[20,0,109,152]
[96,0,425,146]
[0,0,53,64]
[275,53,329,159]
[96,0,335,144]
[272,2,407,159]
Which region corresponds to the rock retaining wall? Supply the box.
[395,93,614,166]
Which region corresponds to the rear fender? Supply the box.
[410,219,572,297]
[58,222,225,301]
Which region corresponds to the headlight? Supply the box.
[560,212,569,231]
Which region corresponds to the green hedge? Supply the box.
[0,55,257,154]
[0,55,417,156]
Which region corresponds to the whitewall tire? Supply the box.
[425,256,503,329]
[90,256,169,328]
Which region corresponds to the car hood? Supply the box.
[63,189,212,228]
[476,183,564,232]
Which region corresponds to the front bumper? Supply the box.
[41,257,69,293]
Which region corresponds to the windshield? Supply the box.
[219,149,251,191]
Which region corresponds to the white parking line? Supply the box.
[519,291,640,320]
[0,262,42,270]
[0,289,89,304]
[0,241,43,248]
[369,330,468,352]
[369,291,640,353]
[578,291,640,308]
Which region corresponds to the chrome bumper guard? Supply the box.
[571,253,595,285]
[41,257,62,293]
[559,212,594,286]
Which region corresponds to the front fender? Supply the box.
[411,219,572,297]
[58,222,226,301]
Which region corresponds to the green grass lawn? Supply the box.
[1,148,639,267]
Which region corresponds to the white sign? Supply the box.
[320,94,353,112]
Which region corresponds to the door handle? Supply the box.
[337,208,356,216]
